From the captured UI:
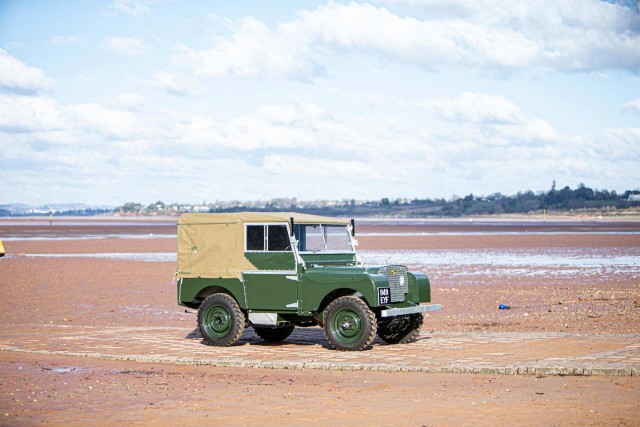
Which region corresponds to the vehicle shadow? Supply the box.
[186,327,431,350]
[186,327,335,349]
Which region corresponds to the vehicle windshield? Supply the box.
[294,224,353,252]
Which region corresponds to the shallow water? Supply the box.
[358,248,640,278]
[359,248,640,267]
[0,220,173,227]
[7,247,640,279]
[1,234,174,241]
[14,253,176,262]
[358,231,640,237]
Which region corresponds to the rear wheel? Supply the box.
[323,296,377,351]
[377,313,423,344]
[254,325,295,342]
[198,293,245,347]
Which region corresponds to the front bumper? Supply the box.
[380,303,442,318]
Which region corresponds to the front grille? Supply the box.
[379,265,408,302]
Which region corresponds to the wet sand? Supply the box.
[2,352,638,427]
[0,217,639,425]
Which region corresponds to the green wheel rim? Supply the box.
[331,308,363,344]
[203,305,232,338]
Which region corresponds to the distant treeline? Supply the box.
[402,185,639,217]
[115,184,639,217]
[3,184,638,217]
[0,207,112,217]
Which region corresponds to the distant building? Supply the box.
[628,194,640,202]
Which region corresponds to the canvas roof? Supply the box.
[178,212,349,225]
[176,212,350,279]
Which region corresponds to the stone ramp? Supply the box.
[0,325,638,376]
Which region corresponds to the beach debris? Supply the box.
[498,304,510,310]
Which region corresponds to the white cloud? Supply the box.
[0,94,144,140]
[5,41,27,50]
[112,0,158,16]
[0,95,66,132]
[176,103,323,151]
[52,35,82,45]
[0,49,52,94]
[67,103,143,139]
[151,70,201,96]
[420,92,522,123]
[262,154,371,177]
[110,92,147,110]
[101,36,148,57]
[593,127,640,161]
[415,92,559,151]
[179,1,640,79]
[495,118,559,144]
[1,87,637,204]
[180,16,314,78]
[2,2,638,205]
[76,74,93,83]
[621,98,640,115]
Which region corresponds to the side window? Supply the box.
[246,225,265,251]
[246,224,291,252]
[268,225,290,251]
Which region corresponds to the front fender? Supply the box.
[366,273,391,307]
[298,271,388,312]
[412,272,432,303]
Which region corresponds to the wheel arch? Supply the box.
[315,288,370,325]
[192,285,244,309]
[179,277,246,309]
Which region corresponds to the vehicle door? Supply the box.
[242,223,298,311]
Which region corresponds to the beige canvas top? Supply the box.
[176,212,349,279]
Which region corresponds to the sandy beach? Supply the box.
[0,217,639,425]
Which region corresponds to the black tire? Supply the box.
[323,296,377,351]
[377,313,423,344]
[197,293,245,347]
[254,325,295,342]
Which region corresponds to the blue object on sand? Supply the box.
[498,304,510,310]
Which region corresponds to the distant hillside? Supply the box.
[111,184,639,218]
[3,184,639,217]
[0,203,112,217]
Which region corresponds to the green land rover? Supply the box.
[176,212,441,351]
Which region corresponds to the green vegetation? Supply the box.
[116,183,640,217]
[3,184,638,217]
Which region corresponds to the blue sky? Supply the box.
[0,0,639,206]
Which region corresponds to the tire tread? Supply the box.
[323,296,377,351]
[197,293,245,347]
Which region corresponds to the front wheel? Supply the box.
[323,296,377,351]
[198,293,245,347]
[377,313,423,344]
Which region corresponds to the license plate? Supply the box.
[377,287,391,305]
